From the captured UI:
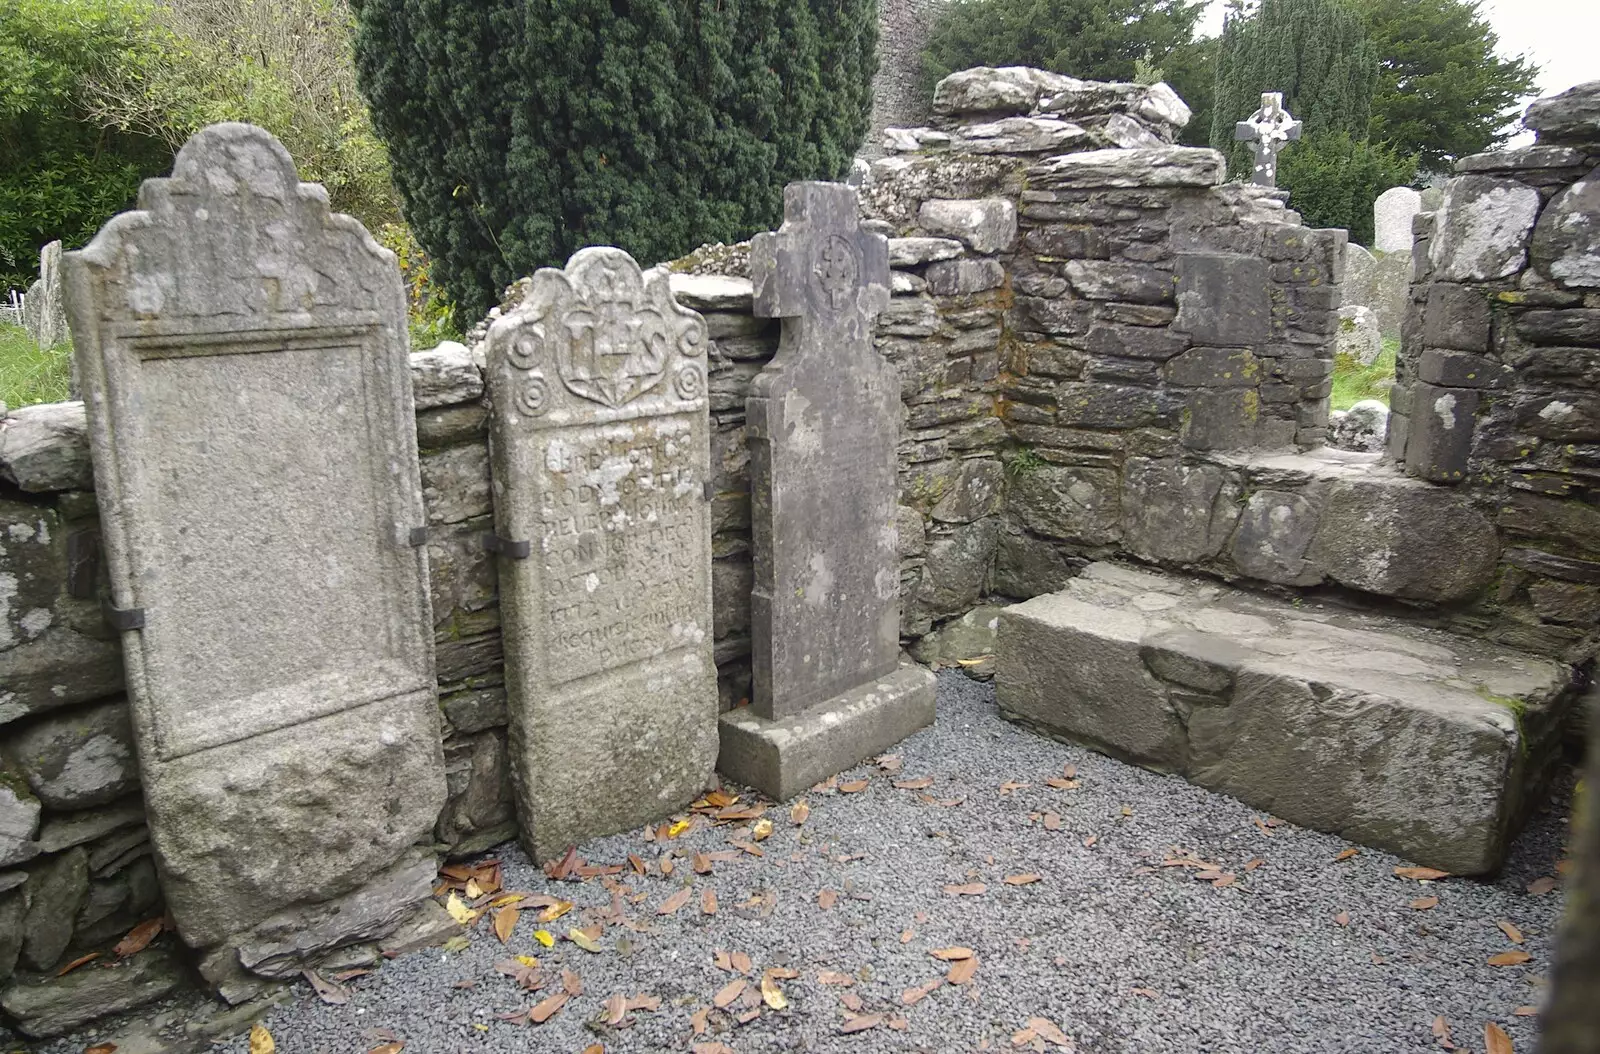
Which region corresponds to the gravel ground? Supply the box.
[38,672,1576,1054]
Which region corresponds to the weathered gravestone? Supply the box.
[718,182,937,800]
[1374,186,1423,253]
[484,248,717,861]
[1233,92,1301,188]
[63,124,445,974]
[22,241,67,352]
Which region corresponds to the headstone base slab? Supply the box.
[717,664,936,800]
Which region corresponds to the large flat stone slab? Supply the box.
[64,123,445,954]
[996,563,1575,874]
[484,248,718,862]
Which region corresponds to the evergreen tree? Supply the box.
[350,0,877,325]
[1275,132,1416,244]
[1348,0,1539,173]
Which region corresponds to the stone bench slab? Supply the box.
[996,562,1576,874]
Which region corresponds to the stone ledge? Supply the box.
[717,664,937,800]
[995,562,1576,874]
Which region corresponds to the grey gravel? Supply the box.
[27,672,1573,1053]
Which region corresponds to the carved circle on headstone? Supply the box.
[508,326,544,370]
[812,233,862,313]
[673,362,703,401]
[516,375,551,417]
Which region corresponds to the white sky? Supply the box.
[1199,0,1600,110]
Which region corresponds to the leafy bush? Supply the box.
[351,0,880,326]
[1276,132,1416,245]
[375,222,460,350]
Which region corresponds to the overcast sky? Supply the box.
[1199,0,1599,113]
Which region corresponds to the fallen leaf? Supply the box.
[1410,896,1440,911]
[1131,987,1159,999]
[1488,951,1532,967]
[691,1007,710,1034]
[1045,778,1079,790]
[902,977,944,1005]
[1432,1015,1453,1045]
[584,1045,604,1054]
[732,951,753,973]
[1485,1021,1513,1054]
[944,883,987,896]
[1011,1027,1038,1048]
[818,971,855,985]
[1004,873,1042,886]
[714,978,747,1009]
[367,1045,404,1054]
[667,819,691,838]
[692,1045,736,1054]
[628,853,646,875]
[1120,805,1134,817]
[114,918,164,958]
[841,1013,884,1034]
[1083,835,1098,848]
[55,952,99,977]
[692,852,712,875]
[947,955,979,985]
[1027,1017,1072,1048]
[303,969,350,1005]
[568,928,602,953]
[1395,867,1451,882]
[530,991,570,1024]
[1513,1006,1538,1017]
[894,777,934,790]
[737,1007,760,1025]
[562,967,583,996]
[761,974,788,1010]
[888,1014,909,1030]
[702,888,718,916]
[628,994,662,1012]
[876,754,904,773]
[1042,812,1062,832]
[249,1024,275,1054]
[1335,911,1351,927]
[1498,920,1525,944]
[840,780,870,794]
[659,887,692,916]
[444,892,477,926]
[818,888,838,910]
[1212,873,1237,889]
[1243,857,1264,872]
[84,1046,116,1054]
[791,800,810,825]
[1335,848,1360,862]
[604,992,628,1026]
[533,929,554,948]
[660,853,675,877]
[441,935,470,953]
[752,818,774,842]
[538,900,573,923]
[1527,876,1559,896]
[931,947,974,960]
[999,781,1030,794]
[493,906,519,943]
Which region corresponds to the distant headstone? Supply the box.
[1337,305,1383,365]
[1374,187,1423,253]
[483,247,717,861]
[64,124,445,961]
[1344,244,1378,308]
[717,182,936,799]
[1371,250,1412,337]
[21,241,66,351]
[1233,92,1301,187]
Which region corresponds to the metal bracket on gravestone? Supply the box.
[102,597,146,632]
[481,533,531,560]
[407,526,429,547]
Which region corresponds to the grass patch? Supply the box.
[0,323,73,408]
[1331,336,1398,412]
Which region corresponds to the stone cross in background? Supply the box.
[1234,92,1301,187]
[717,181,936,799]
[483,247,717,861]
[63,123,445,987]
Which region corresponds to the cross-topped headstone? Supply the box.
[717,181,935,799]
[1234,92,1302,188]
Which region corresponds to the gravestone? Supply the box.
[1233,92,1301,187]
[1374,186,1423,253]
[718,182,936,800]
[63,124,445,967]
[22,242,66,352]
[483,248,718,861]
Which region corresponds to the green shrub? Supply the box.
[351,0,880,326]
[0,324,73,409]
[1276,132,1417,244]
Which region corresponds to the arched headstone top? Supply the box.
[1373,186,1424,254]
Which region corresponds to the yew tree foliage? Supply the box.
[350,0,879,324]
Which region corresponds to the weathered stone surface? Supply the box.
[1418,350,1507,389]
[1457,145,1589,173]
[1172,253,1270,345]
[6,698,138,810]
[1336,306,1383,365]
[64,124,444,952]
[1422,282,1492,352]
[1523,79,1600,143]
[1328,400,1389,453]
[1120,458,1235,564]
[0,888,25,981]
[1429,176,1542,281]
[914,518,1000,620]
[484,247,716,860]
[1405,382,1478,482]
[0,621,125,727]
[667,273,754,313]
[924,258,1005,295]
[951,116,1088,154]
[1008,463,1120,544]
[917,199,1017,253]
[1308,477,1499,601]
[1036,79,1190,132]
[1371,251,1410,337]
[0,780,40,868]
[929,458,1004,523]
[34,797,144,854]
[992,527,1075,598]
[718,183,935,797]
[20,846,87,970]
[409,341,483,409]
[1516,308,1600,347]
[1531,171,1600,289]
[1373,186,1422,254]
[0,402,93,493]
[1164,346,1260,387]
[887,237,963,267]
[1065,261,1172,304]
[1055,382,1176,429]
[996,562,1575,874]
[881,126,952,153]
[909,603,1009,679]
[1028,147,1225,190]
[1229,490,1323,585]
[1,943,187,1037]
[931,66,1073,117]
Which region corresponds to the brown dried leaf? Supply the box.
[1083,835,1098,848]
[818,888,839,911]
[841,1013,884,1034]
[893,777,934,790]
[1212,873,1237,889]
[930,947,974,960]
[1527,876,1558,896]
[84,1045,117,1054]
[658,887,692,915]
[692,1044,736,1054]
[1395,866,1451,882]
[1513,1006,1538,1017]
[114,917,164,958]
[790,799,810,825]
[1243,857,1265,872]
[530,991,569,1024]
[902,977,944,1005]
[818,971,855,986]
[1484,1021,1513,1054]
[732,951,753,973]
[367,1045,404,1054]
[55,952,99,977]
[691,1006,710,1034]
[839,780,870,794]
[1131,987,1159,999]
[493,906,519,943]
[303,969,350,1005]
[1011,1027,1038,1048]
[1004,873,1042,886]
[1334,911,1351,927]
[999,781,1030,794]
[947,955,979,985]
[1041,813,1062,832]
[604,992,628,1026]
[1432,1015,1453,1044]
[562,967,584,996]
[1488,950,1532,967]
[1410,896,1440,911]
[701,888,718,916]
[693,853,713,875]
[714,978,747,1009]
[1497,920,1525,944]
[628,853,646,875]
[628,994,662,1012]
[1045,778,1080,790]
[1027,1017,1072,1048]
[943,883,987,896]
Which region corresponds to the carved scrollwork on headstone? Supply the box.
[673,363,703,401]
[516,375,551,417]
[812,233,862,313]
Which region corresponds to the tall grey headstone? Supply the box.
[63,124,445,966]
[1374,186,1423,253]
[718,182,936,800]
[22,241,67,352]
[484,248,717,861]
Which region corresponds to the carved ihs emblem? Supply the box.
[557,261,670,407]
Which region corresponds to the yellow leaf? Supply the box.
[760,974,788,1010]
[472,1023,488,1032]
[442,935,470,953]
[752,818,774,842]
[790,799,810,826]
[568,927,602,953]
[516,954,540,968]
[444,893,477,926]
[534,929,555,948]
[1488,950,1532,967]
[667,819,691,838]
[464,878,483,899]
[488,894,523,908]
[538,900,573,923]
[249,1024,275,1054]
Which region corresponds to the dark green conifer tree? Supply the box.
[350,0,878,324]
